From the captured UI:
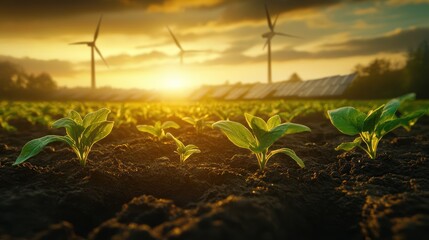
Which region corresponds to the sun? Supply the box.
[165,78,184,90]
[160,69,188,91]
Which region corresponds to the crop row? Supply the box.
[1,98,428,132]
[7,94,429,171]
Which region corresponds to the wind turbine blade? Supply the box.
[166,26,183,51]
[273,14,279,29]
[94,15,103,42]
[69,41,91,45]
[265,2,273,31]
[95,46,109,68]
[275,32,301,38]
[263,38,270,50]
[185,50,208,53]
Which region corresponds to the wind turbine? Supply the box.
[167,26,206,65]
[262,2,299,84]
[70,16,108,90]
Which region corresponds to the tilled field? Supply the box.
[0,114,428,240]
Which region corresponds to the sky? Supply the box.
[0,0,428,90]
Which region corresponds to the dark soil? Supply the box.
[0,114,428,240]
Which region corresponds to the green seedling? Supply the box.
[166,133,200,163]
[278,106,309,122]
[328,93,426,159]
[137,121,180,140]
[14,108,114,166]
[213,113,311,171]
[182,115,214,134]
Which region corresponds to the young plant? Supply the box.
[14,108,114,166]
[166,133,200,163]
[136,121,180,140]
[212,113,311,171]
[182,115,213,134]
[328,93,426,159]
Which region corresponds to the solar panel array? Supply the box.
[51,73,355,101]
[209,85,235,99]
[242,82,282,100]
[188,86,212,101]
[224,85,252,100]
[191,73,356,100]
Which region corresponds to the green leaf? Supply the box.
[363,105,384,132]
[14,135,72,165]
[268,148,305,168]
[396,93,416,102]
[266,115,281,130]
[182,145,201,162]
[253,123,310,152]
[403,109,427,131]
[327,107,366,136]
[136,125,159,137]
[184,144,200,151]
[379,99,400,123]
[377,110,426,137]
[335,137,362,151]
[69,110,83,125]
[82,121,114,146]
[245,113,268,131]
[166,133,185,149]
[82,108,111,127]
[162,121,180,129]
[51,117,77,129]
[212,120,256,149]
[278,123,311,135]
[52,117,83,143]
[182,117,196,125]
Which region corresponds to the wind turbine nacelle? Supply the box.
[262,32,274,38]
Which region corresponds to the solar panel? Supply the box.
[188,86,212,101]
[224,85,251,100]
[243,82,281,99]
[210,85,234,99]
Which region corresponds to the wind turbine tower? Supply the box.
[70,16,108,89]
[262,2,299,84]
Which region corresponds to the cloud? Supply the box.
[387,0,429,6]
[204,27,429,65]
[104,51,169,66]
[352,20,373,29]
[354,7,378,15]
[0,55,76,77]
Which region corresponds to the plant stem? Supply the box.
[256,149,268,171]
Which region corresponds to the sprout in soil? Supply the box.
[166,133,200,164]
[327,93,426,159]
[14,108,114,166]
[136,121,180,140]
[213,113,310,171]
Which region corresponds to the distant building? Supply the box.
[288,73,302,82]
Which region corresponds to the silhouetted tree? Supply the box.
[26,73,57,91]
[345,58,407,99]
[0,61,57,100]
[0,61,25,93]
[288,72,302,82]
[405,40,429,98]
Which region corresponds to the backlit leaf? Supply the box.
[327,107,366,136]
[212,120,256,149]
[14,135,72,165]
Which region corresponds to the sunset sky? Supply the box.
[0,0,428,90]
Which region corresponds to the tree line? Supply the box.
[345,40,429,99]
[0,61,57,100]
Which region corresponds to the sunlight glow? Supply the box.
[160,69,188,91]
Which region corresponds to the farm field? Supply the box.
[1,100,428,240]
